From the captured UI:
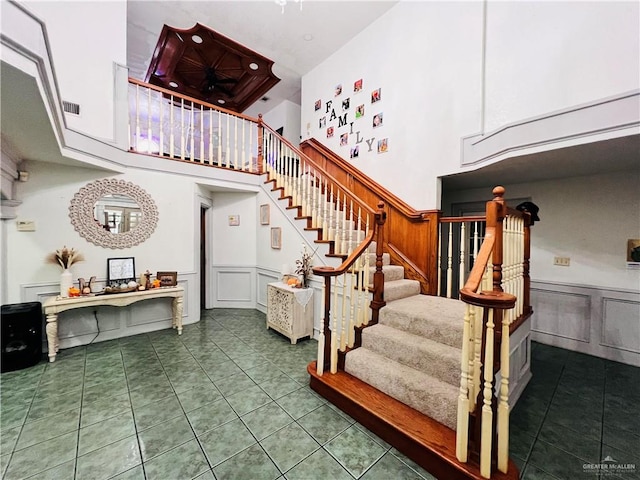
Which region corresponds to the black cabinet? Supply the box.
[1,302,43,373]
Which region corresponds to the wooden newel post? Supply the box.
[370,201,387,324]
[490,186,506,295]
[257,114,264,175]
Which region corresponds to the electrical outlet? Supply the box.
[554,256,570,266]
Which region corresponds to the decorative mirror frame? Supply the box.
[69,178,159,249]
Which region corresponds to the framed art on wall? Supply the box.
[260,204,270,225]
[271,227,282,249]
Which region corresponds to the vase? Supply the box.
[60,269,72,297]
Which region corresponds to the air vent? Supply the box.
[63,101,80,116]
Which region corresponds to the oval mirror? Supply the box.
[69,178,158,249]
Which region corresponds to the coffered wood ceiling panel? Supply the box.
[145,23,280,113]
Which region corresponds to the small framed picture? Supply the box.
[371,88,381,103]
[377,138,389,153]
[107,257,135,285]
[354,78,363,92]
[260,204,270,225]
[314,99,321,111]
[327,127,334,138]
[228,215,240,226]
[156,271,177,287]
[350,146,359,158]
[340,133,348,146]
[271,227,282,249]
[356,104,365,119]
[342,98,350,111]
[373,112,383,128]
[335,84,343,96]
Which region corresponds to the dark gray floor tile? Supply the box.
[528,438,594,480]
[143,438,210,480]
[297,404,352,445]
[199,418,256,467]
[78,410,136,456]
[284,448,353,480]
[3,431,77,480]
[260,422,320,473]
[361,451,425,479]
[213,444,280,480]
[76,435,141,480]
[186,397,238,436]
[240,401,294,441]
[15,408,80,451]
[139,414,195,461]
[324,425,386,478]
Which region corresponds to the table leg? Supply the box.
[45,313,59,362]
[172,296,183,335]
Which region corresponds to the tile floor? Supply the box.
[0,308,638,480]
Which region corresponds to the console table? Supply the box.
[266,282,313,344]
[42,286,184,362]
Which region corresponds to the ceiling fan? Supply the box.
[201,66,237,99]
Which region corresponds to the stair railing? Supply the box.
[128,78,261,173]
[260,123,384,376]
[455,186,532,479]
[312,202,386,376]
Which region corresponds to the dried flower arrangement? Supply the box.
[45,246,85,270]
[295,245,315,287]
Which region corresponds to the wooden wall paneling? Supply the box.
[300,139,441,295]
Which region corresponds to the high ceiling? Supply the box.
[127,1,399,115]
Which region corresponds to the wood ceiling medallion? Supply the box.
[145,23,280,113]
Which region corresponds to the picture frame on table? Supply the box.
[156,271,178,287]
[107,257,135,286]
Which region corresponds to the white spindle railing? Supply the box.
[128,79,260,173]
[455,187,531,479]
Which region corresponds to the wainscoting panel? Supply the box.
[212,266,255,308]
[601,297,640,353]
[531,288,591,342]
[531,281,640,366]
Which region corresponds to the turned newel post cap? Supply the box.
[492,186,505,201]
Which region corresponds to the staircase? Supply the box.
[126,79,531,479]
[345,247,463,430]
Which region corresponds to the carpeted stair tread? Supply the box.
[345,347,458,430]
[366,252,391,267]
[361,324,461,386]
[382,279,421,303]
[367,265,405,285]
[379,295,464,349]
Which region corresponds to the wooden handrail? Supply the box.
[301,139,434,219]
[264,126,376,218]
[459,228,516,309]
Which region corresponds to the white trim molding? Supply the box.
[462,90,640,168]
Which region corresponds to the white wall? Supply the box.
[442,170,640,364]
[5,161,202,347]
[302,1,639,210]
[19,0,127,141]
[484,1,640,133]
[261,99,302,146]
[443,170,640,291]
[302,1,483,210]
